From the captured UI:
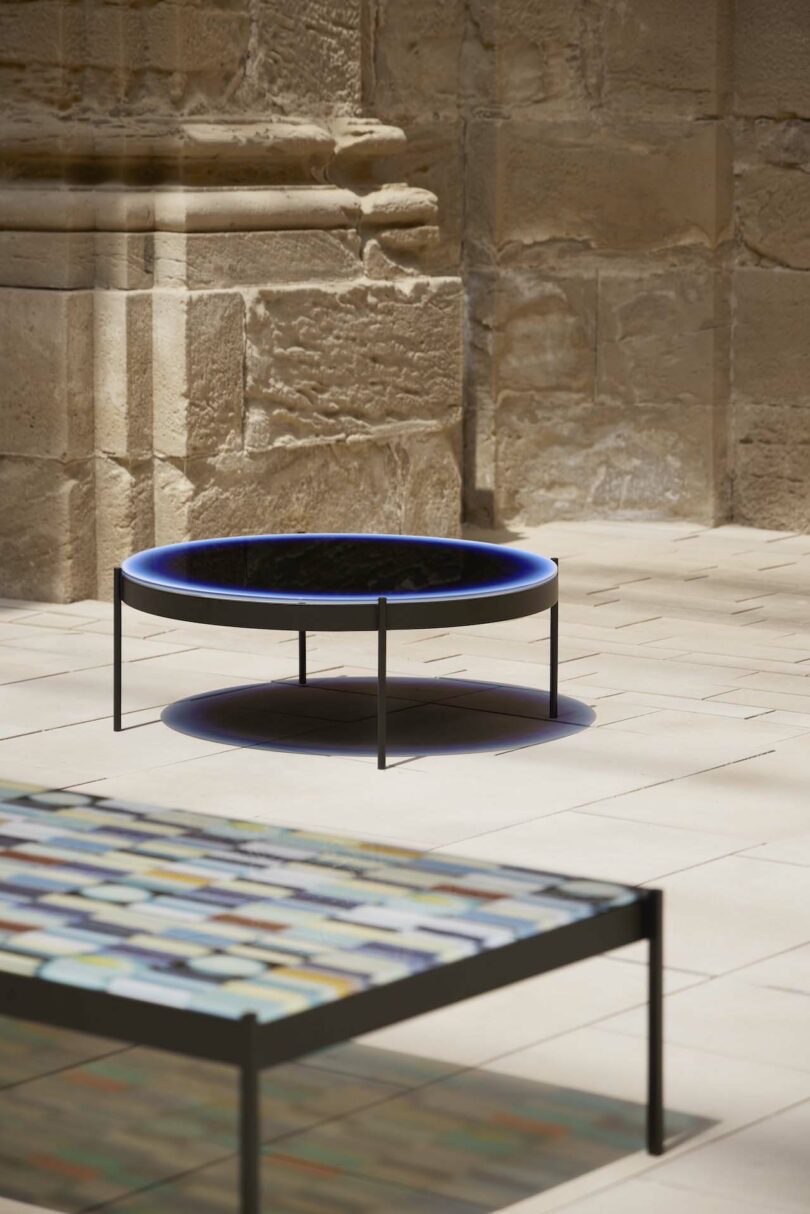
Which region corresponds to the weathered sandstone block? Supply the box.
[94,292,152,459]
[244,279,463,448]
[0,233,95,290]
[93,235,155,291]
[734,269,810,404]
[154,431,460,544]
[0,3,64,67]
[473,0,714,116]
[735,0,810,119]
[495,395,715,525]
[152,291,244,458]
[398,428,462,536]
[494,272,596,396]
[734,403,810,533]
[0,457,95,602]
[95,458,154,599]
[0,232,154,291]
[0,1,252,115]
[145,4,251,77]
[598,269,718,407]
[468,120,730,263]
[0,2,70,112]
[597,0,722,117]
[462,271,498,522]
[0,289,93,459]
[732,270,810,531]
[80,2,142,76]
[374,0,464,119]
[154,230,361,289]
[251,0,362,115]
[472,0,585,113]
[737,165,810,270]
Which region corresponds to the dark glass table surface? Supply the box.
[122,534,556,603]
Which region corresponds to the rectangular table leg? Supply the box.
[377,596,387,770]
[113,567,122,732]
[240,1014,260,1214]
[646,889,665,1155]
[298,631,307,686]
[549,557,559,719]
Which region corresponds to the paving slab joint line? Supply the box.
[455,747,781,848]
[0,1044,135,1095]
[115,647,202,665]
[614,1092,810,1192]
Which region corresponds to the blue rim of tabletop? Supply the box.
[123,533,555,604]
[120,534,558,631]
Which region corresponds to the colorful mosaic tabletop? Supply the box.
[0,784,643,1024]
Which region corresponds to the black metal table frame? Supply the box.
[113,557,560,769]
[0,889,664,1213]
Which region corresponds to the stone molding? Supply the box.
[0,184,438,233]
[1,118,333,169]
[0,117,409,181]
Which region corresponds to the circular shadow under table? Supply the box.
[161,676,594,759]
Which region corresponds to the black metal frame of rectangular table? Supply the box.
[113,559,561,771]
[0,888,664,1212]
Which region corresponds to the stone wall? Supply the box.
[369,0,810,532]
[0,3,463,602]
[2,2,810,605]
[732,1,810,532]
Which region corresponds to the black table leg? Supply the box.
[377,596,387,770]
[240,1013,260,1214]
[298,631,307,685]
[113,567,122,732]
[549,557,559,719]
[646,889,665,1155]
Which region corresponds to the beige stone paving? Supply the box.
[0,520,809,1213]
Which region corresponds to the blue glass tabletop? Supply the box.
[122,534,556,605]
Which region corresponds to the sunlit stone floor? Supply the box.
[0,520,809,1214]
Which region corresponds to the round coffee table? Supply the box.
[115,533,559,768]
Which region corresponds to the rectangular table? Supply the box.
[0,785,664,1212]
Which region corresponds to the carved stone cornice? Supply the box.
[0,183,438,233]
[0,117,410,184]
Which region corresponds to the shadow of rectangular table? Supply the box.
[0,786,664,1213]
